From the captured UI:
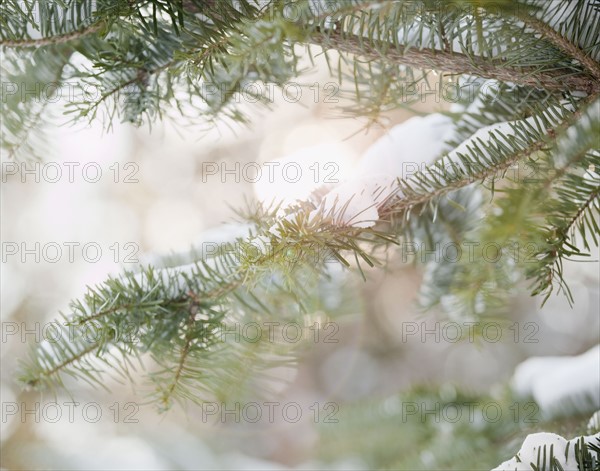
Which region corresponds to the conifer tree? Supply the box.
[2,2,599,463]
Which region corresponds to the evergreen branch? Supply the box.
[381,121,564,217]
[387,141,537,212]
[10,0,600,414]
[0,21,104,47]
[373,96,598,315]
[76,298,185,325]
[87,59,177,115]
[515,10,600,81]
[18,244,312,406]
[535,181,600,305]
[311,29,600,94]
[156,306,198,408]
[466,97,600,305]
[1,45,73,160]
[85,15,231,111]
[76,279,241,325]
[22,338,102,389]
[564,189,600,239]
[6,104,46,159]
[390,93,597,216]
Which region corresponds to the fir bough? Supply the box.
[2,0,599,409]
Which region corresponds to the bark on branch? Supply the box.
[310,30,600,95]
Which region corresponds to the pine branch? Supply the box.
[311,28,600,94]
[0,22,104,47]
[17,240,320,406]
[444,97,600,307]
[387,137,544,213]
[9,0,600,412]
[564,190,600,239]
[383,105,588,218]
[156,307,198,408]
[22,338,102,389]
[1,44,74,160]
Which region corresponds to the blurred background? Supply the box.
[1,49,599,470]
